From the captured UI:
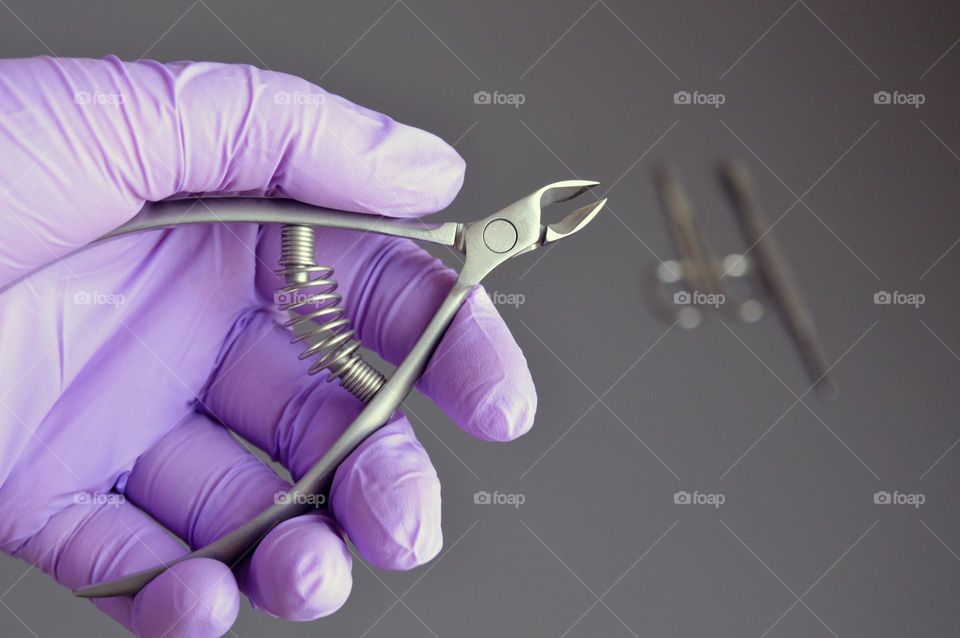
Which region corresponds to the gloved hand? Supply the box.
[0,57,536,637]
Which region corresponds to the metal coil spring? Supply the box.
[276,224,386,403]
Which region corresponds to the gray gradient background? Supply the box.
[2,1,960,636]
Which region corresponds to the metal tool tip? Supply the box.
[544,198,606,244]
[73,584,111,598]
[815,376,839,402]
[539,180,601,206]
[73,565,165,598]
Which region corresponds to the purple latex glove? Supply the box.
[0,57,536,637]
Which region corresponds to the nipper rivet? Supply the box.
[482,218,517,253]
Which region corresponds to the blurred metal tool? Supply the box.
[719,160,838,400]
[646,164,763,330]
[647,162,836,399]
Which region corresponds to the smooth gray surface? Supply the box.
[2,1,960,636]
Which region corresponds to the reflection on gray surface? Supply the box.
[2,1,960,636]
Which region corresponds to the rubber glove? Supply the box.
[0,56,536,637]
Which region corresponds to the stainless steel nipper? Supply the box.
[73,180,607,598]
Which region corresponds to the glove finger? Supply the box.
[122,412,287,548]
[0,56,465,288]
[256,228,537,442]
[240,513,352,620]
[330,416,442,570]
[132,559,239,638]
[12,497,239,638]
[122,412,353,620]
[203,312,443,569]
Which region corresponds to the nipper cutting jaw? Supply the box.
[456,179,607,285]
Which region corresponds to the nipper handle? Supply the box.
[74,278,474,598]
[104,197,462,247]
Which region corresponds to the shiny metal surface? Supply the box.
[277,224,385,403]
[73,180,607,599]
